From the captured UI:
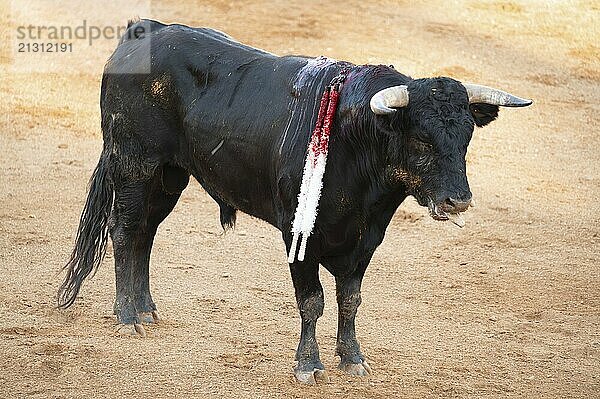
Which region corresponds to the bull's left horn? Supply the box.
[463,83,532,107]
[370,85,409,114]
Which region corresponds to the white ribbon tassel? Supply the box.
[287,151,314,263]
[288,150,328,263]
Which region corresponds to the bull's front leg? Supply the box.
[289,257,329,385]
[335,260,372,376]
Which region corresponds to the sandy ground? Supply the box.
[1,0,599,398]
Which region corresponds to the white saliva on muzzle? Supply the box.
[427,198,466,228]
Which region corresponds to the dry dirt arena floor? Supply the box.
[1,0,599,398]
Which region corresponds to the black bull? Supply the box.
[59,19,531,384]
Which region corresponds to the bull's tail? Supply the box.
[58,145,113,308]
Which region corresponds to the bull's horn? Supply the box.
[370,85,409,114]
[463,83,532,107]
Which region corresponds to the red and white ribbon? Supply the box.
[288,83,343,263]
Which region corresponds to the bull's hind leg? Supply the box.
[335,259,372,376]
[134,165,189,324]
[288,254,329,384]
[109,178,152,335]
[109,165,188,335]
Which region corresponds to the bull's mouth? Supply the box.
[428,199,466,228]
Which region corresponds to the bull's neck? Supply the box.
[330,66,411,202]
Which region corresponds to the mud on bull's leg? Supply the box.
[335,262,372,376]
[289,259,329,384]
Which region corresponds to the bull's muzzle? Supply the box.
[440,196,472,214]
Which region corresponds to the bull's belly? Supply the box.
[185,135,280,226]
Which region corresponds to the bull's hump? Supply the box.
[292,56,338,93]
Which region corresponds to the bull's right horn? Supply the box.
[370,85,409,114]
[463,83,533,107]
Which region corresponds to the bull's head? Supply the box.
[370,77,531,225]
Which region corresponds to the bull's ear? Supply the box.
[469,103,499,127]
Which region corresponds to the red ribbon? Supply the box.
[308,84,342,164]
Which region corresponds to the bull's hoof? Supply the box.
[115,323,146,337]
[294,368,329,385]
[139,310,160,324]
[339,360,372,376]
